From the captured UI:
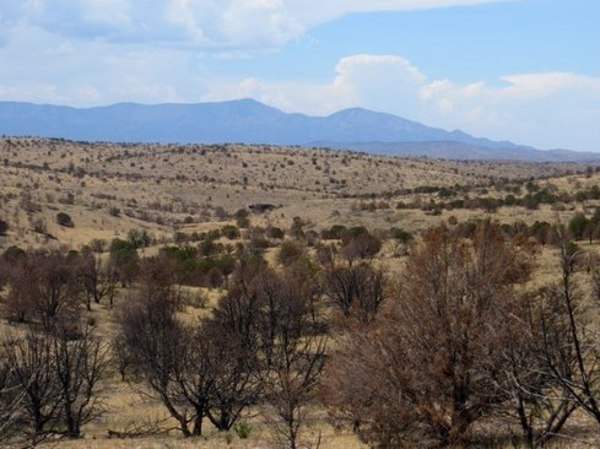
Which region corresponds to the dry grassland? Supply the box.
[2,137,600,448]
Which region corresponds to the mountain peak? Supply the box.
[0,98,591,161]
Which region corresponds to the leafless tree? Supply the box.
[490,288,577,448]
[118,282,191,436]
[4,332,60,438]
[0,326,107,441]
[535,235,600,428]
[76,249,117,310]
[5,250,81,329]
[340,232,381,265]
[323,221,532,448]
[323,264,387,325]
[206,280,263,431]
[0,345,23,443]
[261,268,327,449]
[51,325,109,438]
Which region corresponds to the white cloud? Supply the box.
[203,54,427,116]
[419,72,600,149]
[0,24,206,105]
[0,16,598,152]
[0,0,515,50]
[285,0,517,25]
[202,54,600,151]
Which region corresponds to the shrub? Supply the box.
[234,420,251,439]
[321,224,347,240]
[266,226,285,239]
[391,227,413,243]
[222,225,240,240]
[569,213,589,240]
[127,228,151,249]
[234,208,250,228]
[277,241,306,267]
[32,218,47,234]
[56,212,74,227]
[0,219,7,236]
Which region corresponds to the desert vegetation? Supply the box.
[4,138,600,448]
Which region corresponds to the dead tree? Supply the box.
[5,250,81,330]
[51,326,108,438]
[491,289,577,448]
[0,345,23,443]
[4,332,60,438]
[261,268,327,449]
[205,286,263,432]
[323,264,387,325]
[323,221,532,448]
[117,281,215,437]
[537,236,600,428]
[76,250,117,310]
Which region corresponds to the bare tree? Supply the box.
[0,326,107,441]
[5,250,81,329]
[491,288,577,448]
[323,264,387,325]
[340,231,381,265]
[260,268,327,449]
[51,326,108,438]
[323,221,532,448]
[0,345,23,443]
[117,276,217,437]
[536,235,600,428]
[118,283,191,436]
[4,332,60,438]
[206,284,263,432]
[76,249,117,310]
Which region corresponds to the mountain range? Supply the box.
[0,99,597,162]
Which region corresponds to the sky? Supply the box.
[0,0,598,151]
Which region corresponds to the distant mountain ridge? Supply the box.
[0,99,597,162]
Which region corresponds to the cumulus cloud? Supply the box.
[204,54,427,116]
[0,0,513,50]
[285,0,517,26]
[0,24,205,106]
[418,72,600,149]
[202,54,600,151]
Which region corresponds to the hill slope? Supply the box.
[0,99,597,161]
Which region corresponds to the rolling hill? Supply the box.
[0,99,597,162]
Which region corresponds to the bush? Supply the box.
[267,226,285,239]
[234,420,251,439]
[0,219,7,236]
[56,212,74,227]
[234,208,250,228]
[277,241,306,267]
[127,228,151,249]
[321,224,347,240]
[391,227,413,243]
[569,213,590,240]
[221,225,240,240]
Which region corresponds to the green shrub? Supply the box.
[234,420,251,439]
[278,240,306,266]
[56,212,74,227]
[221,225,240,240]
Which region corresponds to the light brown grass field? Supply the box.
[3,137,600,448]
[0,137,594,251]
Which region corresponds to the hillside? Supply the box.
[4,138,600,448]
[1,100,597,162]
[0,136,593,251]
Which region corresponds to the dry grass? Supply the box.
[0,137,592,251]
[3,137,600,448]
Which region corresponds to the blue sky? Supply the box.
[0,0,598,151]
